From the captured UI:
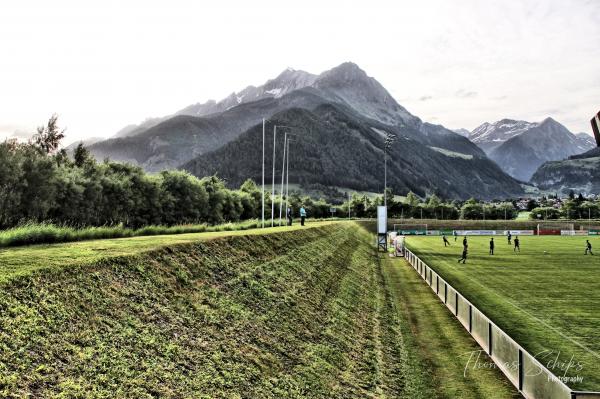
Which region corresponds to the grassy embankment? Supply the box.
[407,235,600,391]
[0,222,518,398]
[0,218,363,249]
[0,220,274,249]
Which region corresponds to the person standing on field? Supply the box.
[463,236,468,248]
[453,230,458,242]
[458,245,468,264]
[287,207,293,226]
[507,232,512,245]
[585,240,593,255]
[489,237,495,255]
[443,234,450,247]
[514,236,520,252]
[300,206,307,226]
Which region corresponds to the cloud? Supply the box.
[542,108,563,116]
[455,89,477,99]
[419,95,433,101]
[11,129,34,139]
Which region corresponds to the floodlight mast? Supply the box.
[271,125,277,227]
[285,138,292,221]
[262,119,265,228]
[284,136,301,221]
[384,132,397,209]
[279,133,287,226]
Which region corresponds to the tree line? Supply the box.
[342,190,517,220]
[528,191,600,220]
[0,116,342,229]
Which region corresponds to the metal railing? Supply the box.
[404,249,600,399]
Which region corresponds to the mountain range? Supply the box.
[466,118,595,182]
[531,146,600,195]
[85,62,523,199]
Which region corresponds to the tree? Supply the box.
[199,176,227,225]
[0,142,25,227]
[18,148,57,221]
[349,193,366,217]
[580,201,600,219]
[384,187,395,208]
[74,143,92,167]
[405,191,419,208]
[496,202,517,220]
[460,200,483,220]
[529,207,561,220]
[427,194,441,208]
[427,194,441,218]
[562,199,581,220]
[32,114,65,155]
[54,149,70,167]
[526,199,538,211]
[160,170,209,225]
[239,179,261,218]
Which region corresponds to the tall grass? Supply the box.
[0,220,261,249]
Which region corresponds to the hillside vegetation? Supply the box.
[183,105,522,200]
[0,222,518,398]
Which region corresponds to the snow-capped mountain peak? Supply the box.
[469,119,537,152]
[472,116,596,182]
[173,69,318,116]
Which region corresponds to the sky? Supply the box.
[1,0,599,144]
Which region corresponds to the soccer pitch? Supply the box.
[406,235,600,391]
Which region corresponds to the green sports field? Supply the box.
[406,235,600,391]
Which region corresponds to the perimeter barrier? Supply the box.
[404,249,600,399]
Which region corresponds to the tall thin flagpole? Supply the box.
[285,138,290,221]
[348,192,351,219]
[279,133,287,226]
[384,149,387,208]
[271,126,277,227]
[261,118,265,228]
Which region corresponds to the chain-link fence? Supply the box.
[404,250,600,399]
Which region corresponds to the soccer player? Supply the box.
[453,230,458,242]
[507,232,512,245]
[463,236,468,248]
[458,245,468,264]
[585,240,594,255]
[489,237,494,255]
[514,236,520,252]
[443,234,450,247]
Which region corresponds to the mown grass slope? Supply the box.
[0,223,519,398]
[407,235,600,391]
[0,221,335,283]
[0,223,419,398]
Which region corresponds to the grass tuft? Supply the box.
[0,220,261,249]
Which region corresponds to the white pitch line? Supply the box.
[424,249,600,361]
